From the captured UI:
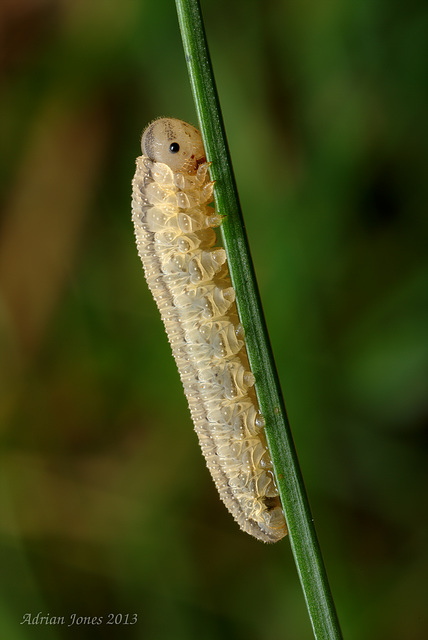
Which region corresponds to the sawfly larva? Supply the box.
[131,117,287,543]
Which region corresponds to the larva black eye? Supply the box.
[169,142,180,153]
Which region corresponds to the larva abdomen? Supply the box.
[132,118,287,543]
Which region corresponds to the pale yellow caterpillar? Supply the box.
[131,118,287,542]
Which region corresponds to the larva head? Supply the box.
[141,118,205,174]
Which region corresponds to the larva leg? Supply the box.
[195,161,211,185]
[207,213,224,228]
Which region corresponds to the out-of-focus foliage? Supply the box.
[0,0,427,638]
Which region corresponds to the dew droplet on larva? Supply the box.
[132,117,287,542]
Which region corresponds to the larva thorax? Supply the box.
[132,118,287,542]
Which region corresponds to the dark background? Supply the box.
[1,0,427,638]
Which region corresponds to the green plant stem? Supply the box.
[175,1,343,638]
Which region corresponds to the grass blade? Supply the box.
[175,1,343,637]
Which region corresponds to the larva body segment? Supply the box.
[132,118,287,543]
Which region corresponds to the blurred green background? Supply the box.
[1,0,427,638]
